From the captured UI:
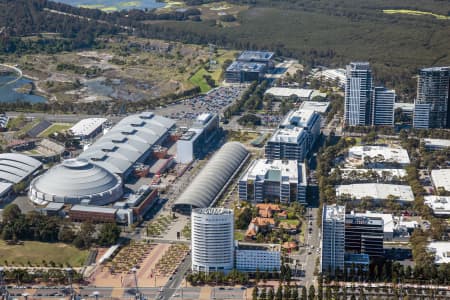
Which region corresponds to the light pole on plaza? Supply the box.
[131,267,142,300]
[91,291,100,300]
[65,267,74,300]
[0,267,9,300]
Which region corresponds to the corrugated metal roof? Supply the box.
[79,112,175,175]
[0,153,42,184]
[174,142,249,209]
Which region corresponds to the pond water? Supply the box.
[55,0,165,11]
[0,75,47,103]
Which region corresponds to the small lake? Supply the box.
[55,0,165,11]
[0,76,47,103]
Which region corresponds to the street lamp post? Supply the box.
[65,268,74,300]
[131,267,141,300]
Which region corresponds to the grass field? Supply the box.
[383,9,450,20]
[188,50,237,93]
[39,123,72,137]
[234,230,245,241]
[0,241,88,266]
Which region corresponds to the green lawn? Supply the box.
[189,68,212,93]
[234,230,245,241]
[0,240,89,267]
[39,123,72,137]
[188,50,238,93]
[280,219,300,226]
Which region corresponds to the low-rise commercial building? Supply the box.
[235,243,281,272]
[225,61,267,83]
[431,169,450,192]
[69,118,107,140]
[238,159,307,204]
[347,145,410,168]
[336,183,414,204]
[427,242,450,264]
[424,196,450,217]
[423,138,450,150]
[265,87,314,101]
[69,205,117,223]
[237,51,275,69]
[314,68,346,88]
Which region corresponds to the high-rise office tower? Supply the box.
[371,87,395,126]
[321,204,345,275]
[345,62,373,126]
[191,208,234,273]
[345,214,384,258]
[414,67,450,129]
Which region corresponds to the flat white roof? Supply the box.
[269,127,306,143]
[324,204,345,221]
[240,159,306,185]
[427,242,450,264]
[348,145,410,165]
[423,138,450,149]
[353,211,394,234]
[338,168,407,180]
[431,169,450,191]
[265,87,314,99]
[336,183,414,202]
[300,101,330,113]
[394,102,415,112]
[281,108,317,128]
[314,69,346,86]
[70,118,107,137]
[424,196,450,216]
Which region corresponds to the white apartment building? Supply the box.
[191,208,234,273]
[235,244,281,272]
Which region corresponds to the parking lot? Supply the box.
[154,86,245,126]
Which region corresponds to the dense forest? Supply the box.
[0,0,450,98]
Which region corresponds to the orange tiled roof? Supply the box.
[252,217,275,226]
[282,241,298,249]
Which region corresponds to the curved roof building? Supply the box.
[29,158,123,206]
[79,112,175,178]
[0,153,42,184]
[173,142,249,213]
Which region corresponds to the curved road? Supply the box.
[0,63,23,86]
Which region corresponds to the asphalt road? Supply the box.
[160,254,192,300]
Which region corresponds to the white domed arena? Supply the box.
[29,158,123,206]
